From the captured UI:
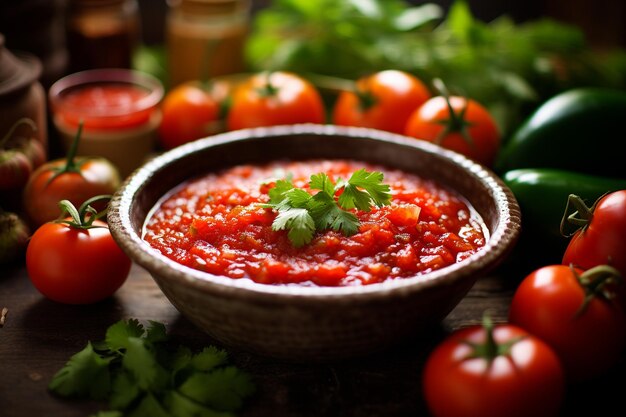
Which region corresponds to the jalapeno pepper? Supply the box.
[496,88,626,178]
[503,168,626,240]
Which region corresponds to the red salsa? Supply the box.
[143,160,487,287]
[57,83,153,130]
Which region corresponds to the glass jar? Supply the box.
[66,0,140,73]
[166,0,250,88]
[49,69,163,178]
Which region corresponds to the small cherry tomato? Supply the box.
[23,125,121,228]
[26,198,131,304]
[423,315,564,417]
[509,264,626,381]
[158,82,221,150]
[226,71,325,131]
[561,191,626,277]
[332,70,431,134]
[404,82,500,167]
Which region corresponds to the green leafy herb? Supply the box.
[246,0,626,137]
[264,168,391,247]
[49,319,255,417]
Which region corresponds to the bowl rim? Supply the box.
[108,124,520,302]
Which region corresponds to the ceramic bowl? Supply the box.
[108,124,521,361]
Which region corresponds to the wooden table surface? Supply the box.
[1,251,625,417]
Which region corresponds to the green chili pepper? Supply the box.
[496,88,626,178]
[503,168,626,241]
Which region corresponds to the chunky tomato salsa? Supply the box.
[143,160,487,286]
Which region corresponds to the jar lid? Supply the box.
[0,34,42,97]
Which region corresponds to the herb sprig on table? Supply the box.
[263,169,392,247]
[49,319,255,417]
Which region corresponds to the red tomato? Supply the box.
[509,264,626,381]
[404,95,500,167]
[423,319,564,417]
[26,219,131,304]
[332,70,430,134]
[23,158,121,228]
[158,82,221,150]
[226,71,325,130]
[562,191,626,277]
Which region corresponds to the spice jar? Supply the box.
[166,0,250,88]
[0,34,48,152]
[66,0,140,73]
[49,69,163,178]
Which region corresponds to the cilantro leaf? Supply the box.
[145,321,168,344]
[105,319,145,351]
[266,168,391,246]
[178,367,256,412]
[309,172,334,196]
[339,169,391,210]
[329,209,360,236]
[267,178,294,204]
[127,393,171,417]
[122,337,166,390]
[272,207,316,248]
[164,390,234,417]
[191,346,229,372]
[109,372,140,410]
[51,319,254,417]
[49,342,112,400]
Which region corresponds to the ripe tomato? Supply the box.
[423,318,564,417]
[226,71,325,130]
[562,191,626,277]
[509,264,626,381]
[26,199,131,304]
[404,95,500,167]
[332,70,430,134]
[158,82,221,150]
[23,158,120,228]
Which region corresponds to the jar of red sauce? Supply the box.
[49,69,163,177]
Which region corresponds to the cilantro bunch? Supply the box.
[49,319,255,417]
[264,169,391,247]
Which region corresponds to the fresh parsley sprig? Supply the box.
[263,169,392,247]
[49,319,255,417]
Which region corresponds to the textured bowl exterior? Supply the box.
[108,124,521,361]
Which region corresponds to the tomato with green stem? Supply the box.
[332,70,431,134]
[23,123,121,228]
[509,264,626,381]
[404,79,500,167]
[226,71,325,131]
[158,81,222,150]
[0,118,45,190]
[423,315,564,417]
[561,191,626,278]
[26,196,131,304]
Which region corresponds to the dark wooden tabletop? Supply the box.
[1,251,625,417]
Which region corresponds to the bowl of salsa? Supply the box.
[108,124,520,361]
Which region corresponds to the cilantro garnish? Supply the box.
[263,168,392,247]
[49,319,255,417]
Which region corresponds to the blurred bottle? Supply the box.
[66,0,141,73]
[166,0,250,88]
[0,0,68,89]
